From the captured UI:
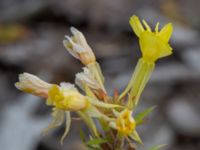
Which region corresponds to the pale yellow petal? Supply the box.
[43,108,65,135]
[129,15,144,37]
[158,23,173,43]
[60,111,71,144]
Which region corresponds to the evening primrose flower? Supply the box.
[118,16,173,107]
[47,83,90,111]
[63,27,96,65]
[15,73,52,98]
[130,15,173,62]
[115,109,136,136]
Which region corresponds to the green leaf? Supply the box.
[149,144,166,150]
[129,131,143,144]
[99,118,110,131]
[87,97,123,109]
[77,111,99,137]
[87,147,100,150]
[134,106,156,125]
[79,129,87,143]
[87,137,108,146]
[84,106,113,122]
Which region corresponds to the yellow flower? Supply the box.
[15,73,52,98]
[63,27,96,65]
[47,83,89,111]
[116,109,136,135]
[130,15,173,62]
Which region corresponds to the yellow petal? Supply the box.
[139,32,172,62]
[46,85,60,105]
[159,43,173,58]
[129,15,144,37]
[158,23,173,43]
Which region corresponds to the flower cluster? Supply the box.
[15,15,173,149]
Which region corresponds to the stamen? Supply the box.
[155,22,160,33]
[142,19,151,31]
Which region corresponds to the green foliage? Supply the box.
[129,131,143,144]
[79,129,87,143]
[87,137,108,146]
[80,129,108,150]
[149,144,166,150]
[135,106,156,125]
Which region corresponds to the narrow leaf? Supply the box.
[135,106,156,125]
[87,138,108,146]
[79,129,87,143]
[84,106,112,122]
[77,111,99,137]
[129,131,143,144]
[87,97,123,108]
[149,144,166,150]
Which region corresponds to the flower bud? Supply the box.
[63,27,96,65]
[15,73,52,98]
[75,67,102,92]
[116,109,136,135]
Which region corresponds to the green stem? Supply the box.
[77,111,99,137]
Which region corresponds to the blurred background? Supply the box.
[0,0,200,150]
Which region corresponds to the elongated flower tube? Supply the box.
[63,27,96,65]
[15,72,52,98]
[119,15,173,109]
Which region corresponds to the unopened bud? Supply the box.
[15,73,52,98]
[63,27,96,65]
[116,109,136,135]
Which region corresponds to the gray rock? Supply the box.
[0,0,50,22]
[0,94,50,150]
[181,47,200,71]
[166,97,200,136]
